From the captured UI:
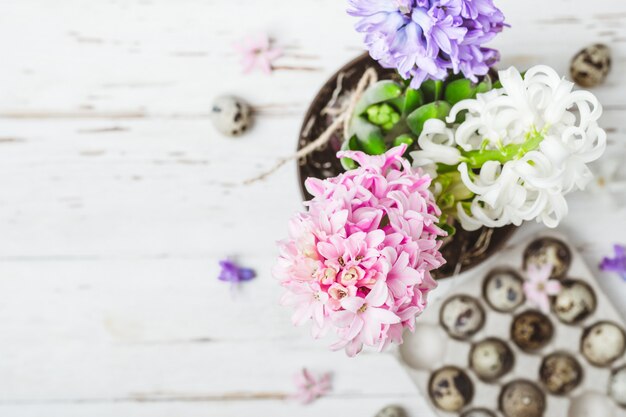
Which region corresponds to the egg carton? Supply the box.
[397,234,626,417]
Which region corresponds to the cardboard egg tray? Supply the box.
[398,234,626,417]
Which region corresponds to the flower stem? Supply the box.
[460,128,545,168]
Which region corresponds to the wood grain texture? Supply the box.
[0,1,625,416]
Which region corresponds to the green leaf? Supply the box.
[340,136,359,170]
[439,222,456,237]
[393,134,415,148]
[444,76,493,106]
[420,79,437,103]
[476,75,492,95]
[349,117,387,155]
[420,80,444,103]
[402,88,424,115]
[437,172,474,201]
[444,79,475,106]
[353,80,403,116]
[388,96,405,113]
[438,193,456,210]
[406,101,452,137]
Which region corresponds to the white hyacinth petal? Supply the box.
[417,64,607,230]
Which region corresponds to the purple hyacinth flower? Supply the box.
[347,0,507,87]
[600,244,626,281]
[218,259,256,284]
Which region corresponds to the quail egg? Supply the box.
[499,380,546,417]
[483,269,525,312]
[609,366,626,407]
[539,352,583,395]
[469,338,514,381]
[461,409,497,417]
[440,295,485,340]
[400,324,446,370]
[570,44,611,88]
[210,95,252,137]
[523,238,571,280]
[511,310,554,352]
[581,321,626,367]
[429,366,474,412]
[552,279,596,324]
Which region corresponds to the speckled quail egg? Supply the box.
[610,366,626,407]
[581,321,626,367]
[552,279,596,324]
[374,405,407,417]
[210,95,252,137]
[440,295,485,340]
[570,44,611,88]
[483,269,525,312]
[539,352,583,395]
[429,367,474,412]
[499,380,546,417]
[523,237,572,280]
[511,310,554,352]
[461,409,497,417]
[568,391,614,417]
[469,338,514,381]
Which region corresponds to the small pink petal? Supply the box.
[240,56,257,73]
[537,295,550,313]
[344,315,364,340]
[345,339,363,357]
[368,307,401,325]
[333,309,355,327]
[258,57,273,74]
[341,296,365,312]
[265,47,283,60]
[545,280,562,295]
[365,280,388,307]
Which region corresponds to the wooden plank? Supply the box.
[0,0,625,416]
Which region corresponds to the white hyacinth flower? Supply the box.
[412,118,461,177]
[588,143,626,208]
[412,65,607,231]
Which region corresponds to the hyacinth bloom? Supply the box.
[412,65,607,231]
[348,0,506,87]
[218,259,256,284]
[233,33,283,74]
[292,369,332,404]
[600,244,626,281]
[523,263,561,313]
[274,145,446,356]
[332,280,401,356]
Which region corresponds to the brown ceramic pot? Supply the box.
[296,53,516,279]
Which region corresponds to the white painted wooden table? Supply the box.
[1,1,625,416]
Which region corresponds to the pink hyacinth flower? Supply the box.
[274,145,446,356]
[292,368,332,404]
[523,263,562,313]
[233,33,283,74]
[332,280,401,357]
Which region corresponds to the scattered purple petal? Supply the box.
[218,259,257,284]
[600,244,626,281]
[292,368,332,404]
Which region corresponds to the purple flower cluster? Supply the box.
[348,0,506,87]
